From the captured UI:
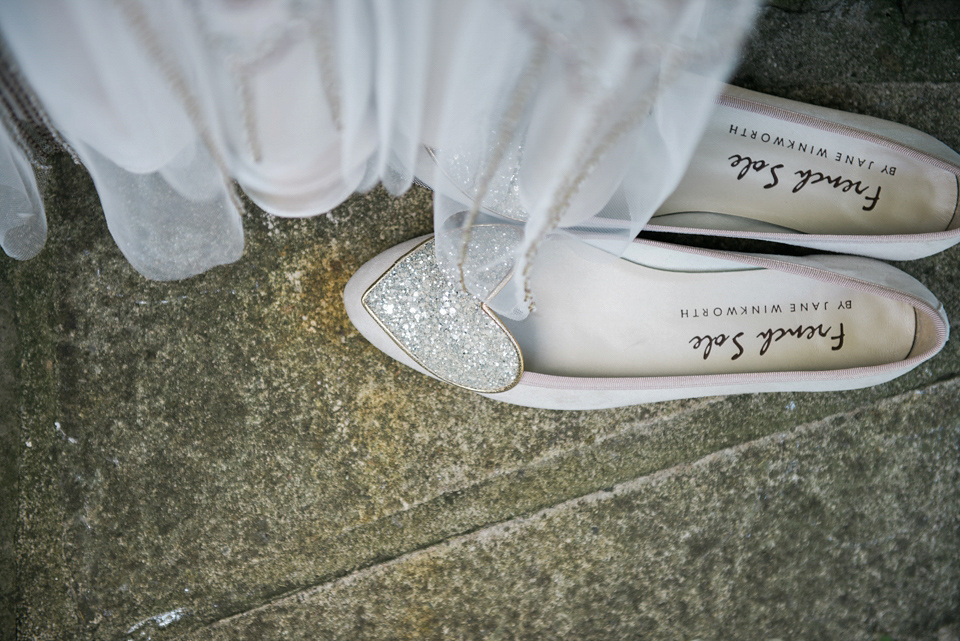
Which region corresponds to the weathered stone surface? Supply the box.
[7,151,959,639]
[902,0,960,22]
[764,0,843,13]
[738,2,960,91]
[1,274,18,641]
[191,379,960,641]
[3,161,716,640]
[2,1,959,640]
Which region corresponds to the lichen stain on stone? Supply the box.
[263,239,362,364]
[333,378,440,520]
[387,554,448,637]
[249,229,492,528]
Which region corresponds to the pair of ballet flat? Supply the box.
[344,86,958,410]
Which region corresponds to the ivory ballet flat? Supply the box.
[647,85,960,260]
[343,228,948,410]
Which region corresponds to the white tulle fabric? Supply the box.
[0,0,756,310]
[0,121,46,261]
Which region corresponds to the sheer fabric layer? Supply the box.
[0,123,45,260]
[0,0,757,296]
[418,0,759,318]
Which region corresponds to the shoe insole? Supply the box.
[652,102,959,235]
[499,241,917,377]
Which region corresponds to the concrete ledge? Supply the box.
[1,269,18,641]
[190,379,960,641]
[7,153,958,639]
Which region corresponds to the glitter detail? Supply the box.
[363,228,523,393]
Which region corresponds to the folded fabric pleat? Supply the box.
[0,122,45,261]
[0,0,758,298]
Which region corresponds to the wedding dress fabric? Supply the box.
[0,0,757,315]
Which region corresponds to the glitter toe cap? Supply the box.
[361,231,523,393]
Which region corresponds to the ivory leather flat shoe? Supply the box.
[343,228,948,410]
[647,85,960,260]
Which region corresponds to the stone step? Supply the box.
[188,378,960,641]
